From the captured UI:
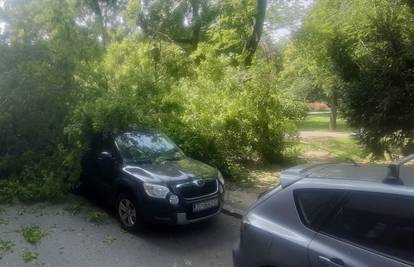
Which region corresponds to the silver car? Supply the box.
[233,155,414,267]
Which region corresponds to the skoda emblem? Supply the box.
[194,179,205,187]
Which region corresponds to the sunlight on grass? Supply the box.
[300,136,366,162]
[298,113,351,132]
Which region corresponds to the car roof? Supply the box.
[280,162,414,188]
[304,163,414,186]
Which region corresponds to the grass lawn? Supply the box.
[300,136,365,162]
[298,112,352,132]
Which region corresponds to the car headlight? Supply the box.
[218,171,225,185]
[143,183,170,198]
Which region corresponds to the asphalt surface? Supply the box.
[0,197,240,267]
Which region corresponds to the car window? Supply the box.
[321,193,414,264]
[115,132,184,162]
[294,189,346,231]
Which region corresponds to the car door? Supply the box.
[83,134,118,202]
[308,192,414,267]
[93,136,119,201]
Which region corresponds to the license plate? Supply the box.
[193,198,219,212]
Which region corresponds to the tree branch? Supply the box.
[243,0,267,66]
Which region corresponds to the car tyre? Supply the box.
[116,193,145,232]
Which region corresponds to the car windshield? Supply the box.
[115,132,184,163]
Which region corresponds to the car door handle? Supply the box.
[318,256,345,267]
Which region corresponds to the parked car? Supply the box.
[233,155,414,267]
[80,130,225,231]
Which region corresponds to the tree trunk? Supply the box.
[190,0,201,51]
[243,0,267,66]
[329,89,338,131]
[89,0,107,48]
[330,105,337,131]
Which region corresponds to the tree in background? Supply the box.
[281,41,343,130]
[282,0,414,156]
[307,0,414,157]
[279,0,347,131]
[338,0,414,157]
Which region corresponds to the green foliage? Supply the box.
[0,0,101,201]
[298,113,351,132]
[21,225,47,245]
[207,1,255,56]
[171,56,305,176]
[137,0,219,51]
[87,211,108,225]
[339,0,414,157]
[282,0,414,156]
[22,250,39,264]
[64,39,189,179]
[0,150,72,203]
[193,0,262,65]
[301,0,414,157]
[280,8,346,105]
[300,137,366,162]
[0,180,16,203]
[0,239,14,255]
[0,0,305,201]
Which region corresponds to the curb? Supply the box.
[222,205,244,219]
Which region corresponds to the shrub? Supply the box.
[169,57,306,177]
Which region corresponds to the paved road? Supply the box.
[0,197,240,267]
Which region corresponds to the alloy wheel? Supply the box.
[118,198,137,227]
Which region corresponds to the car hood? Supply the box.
[122,157,218,184]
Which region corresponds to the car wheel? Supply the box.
[116,193,144,232]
